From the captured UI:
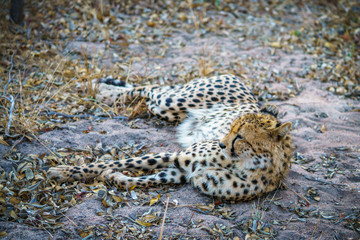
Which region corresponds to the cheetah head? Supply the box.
[219,113,292,163]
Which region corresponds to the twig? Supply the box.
[304,176,348,187]
[43,111,128,120]
[61,212,78,227]
[310,212,321,240]
[158,197,170,240]
[282,182,311,206]
[30,133,63,163]
[3,50,16,95]
[37,222,54,238]
[3,135,25,157]
[186,212,196,230]
[277,103,301,110]
[4,95,15,136]
[2,51,17,137]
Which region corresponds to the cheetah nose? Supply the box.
[219,142,226,149]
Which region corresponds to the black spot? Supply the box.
[83,168,89,173]
[243,189,249,195]
[148,159,157,165]
[219,177,224,184]
[171,170,177,176]
[180,175,187,184]
[202,182,209,191]
[251,179,258,184]
[185,160,191,167]
[159,172,167,177]
[226,190,231,195]
[233,181,238,188]
[178,98,186,102]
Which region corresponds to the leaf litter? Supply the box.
[0,0,359,239]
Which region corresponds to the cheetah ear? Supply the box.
[272,122,292,140]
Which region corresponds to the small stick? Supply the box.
[158,197,170,240]
[30,133,63,163]
[61,212,78,227]
[305,176,348,187]
[310,213,321,240]
[283,182,311,206]
[44,111,128,120]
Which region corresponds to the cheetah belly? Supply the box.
[176,103,259,148]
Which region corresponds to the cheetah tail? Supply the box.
[47,152,179,183]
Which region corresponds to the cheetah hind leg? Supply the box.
[75,77,134,105]
[99,168,187,189]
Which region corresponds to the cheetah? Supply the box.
[48,75,293,201]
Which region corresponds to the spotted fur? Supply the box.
[48,75,293,201]
[96,74,258,148]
